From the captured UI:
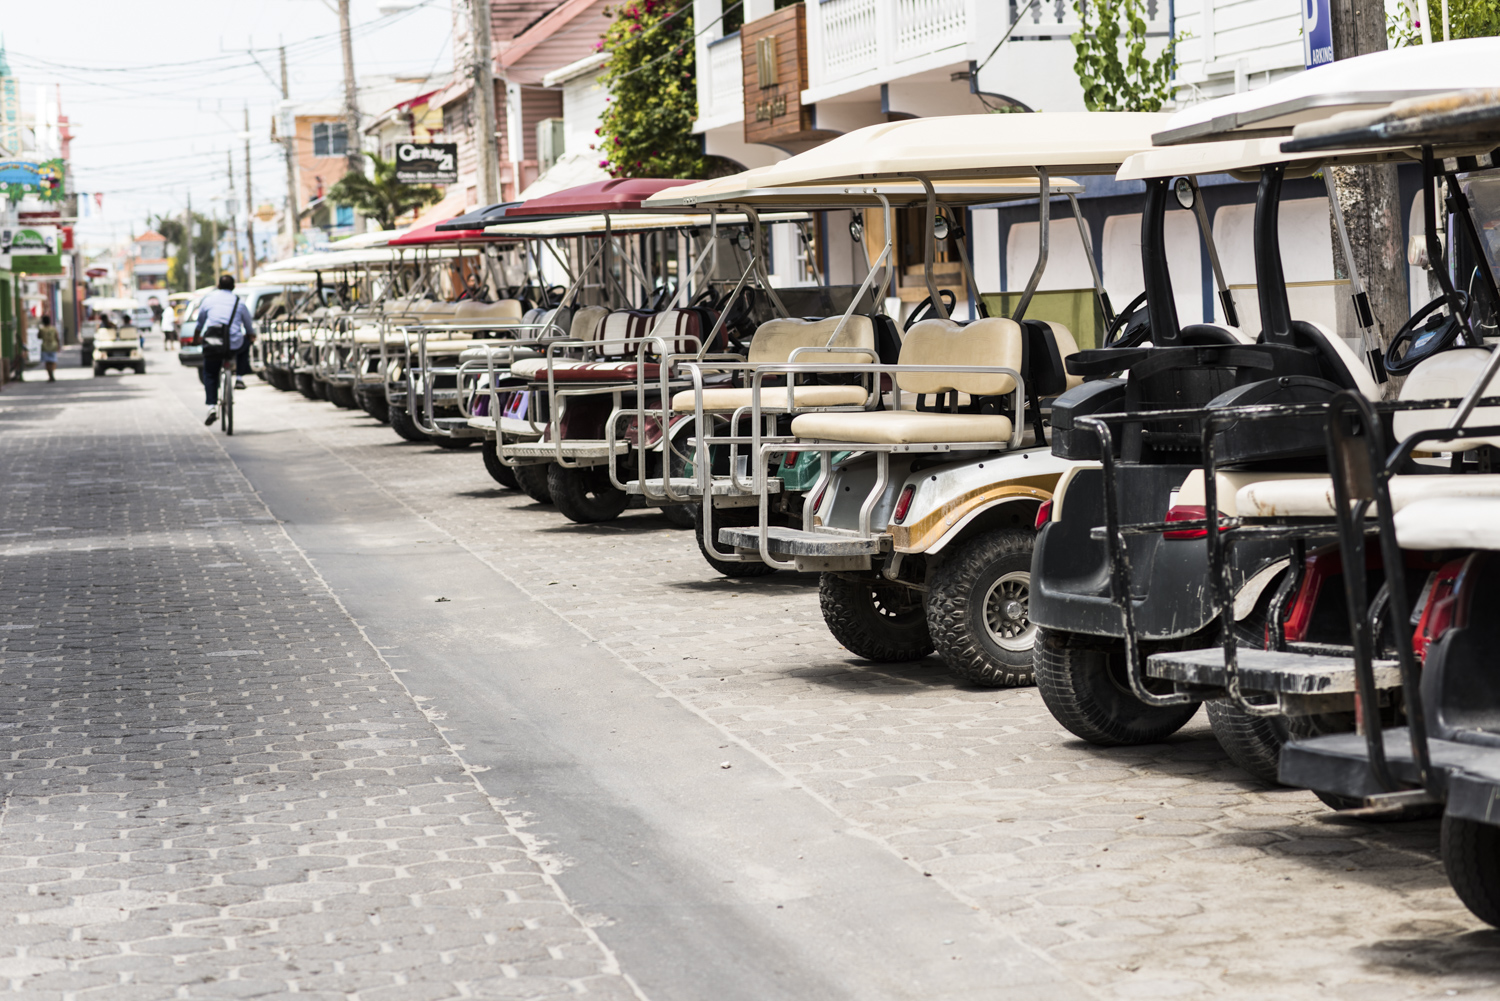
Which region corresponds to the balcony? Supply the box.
[695,32,745,132]
[1005,0,1170,39]
[805,0,973,104]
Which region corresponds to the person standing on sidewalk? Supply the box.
[37,315,60,382]
[193,275,253,426]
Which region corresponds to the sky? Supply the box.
[4,0,456,252]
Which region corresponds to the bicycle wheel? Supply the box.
[220,366,234,436]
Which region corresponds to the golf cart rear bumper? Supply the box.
[718,525,888,571]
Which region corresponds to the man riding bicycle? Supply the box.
[195,274,254,426]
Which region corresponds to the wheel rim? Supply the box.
[982,570,1034,651]
[870,586,922,622]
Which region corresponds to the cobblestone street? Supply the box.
[3,344,1500,1000]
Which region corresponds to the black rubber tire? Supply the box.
[1034,627,1201,746]
[927,528,1036,688]
[433,435,475,450]
[661,505,696,528]
[365,391,391,424]
[513,463,553,504]
[1313,789,1364,811]
[93,364,104,377]
[1444,815,1500,927]
[819,572,935,663]
[327,384,358,409]
[547,464,629,523]
[388,405,429,443]
[311,378,329,401]
[1205,696,1291,784]
[481,439,520,489]
[133,362,146,374]
[295,371,318,399]
[692,505,777,578]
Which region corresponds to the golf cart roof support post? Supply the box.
[1067,192,1111,323]
[1421,147,1474,343]
[1013,167,1050,323]
[746,205,790,318]
[1185,176,1238,329]
[1321,170,1376,354]
[1142,177,1182,345]
[679,227,718,305]
[1446,171,1500,334]
[1255,164,1295,344]
[824,193,895,350]
[918,176,948,320]
[950,203,988,318]
[556,236,610,309]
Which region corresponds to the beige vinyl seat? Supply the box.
[670,315,877,414]
[454,299,523,322]
[790,317,1024,445]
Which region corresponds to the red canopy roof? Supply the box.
[386,220,488,246]
[504,178,699,218]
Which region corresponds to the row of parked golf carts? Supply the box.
[239,39,1500,927]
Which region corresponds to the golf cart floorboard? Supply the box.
[718,525,884,557]
[1281,728,1500,816]
[1146,647,1401,694]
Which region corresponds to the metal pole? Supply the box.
[244,105,256,277]
[280,45,300,255]
[470,0,500,204]
[185,192,197,291]
[338,0,365,233]
[228,152,243,280]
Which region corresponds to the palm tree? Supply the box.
[326,153,443,230]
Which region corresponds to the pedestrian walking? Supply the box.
[37,315,59,382]
[161,301,177,349]
[193,274,253,425]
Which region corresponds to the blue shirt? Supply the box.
[194,289,254,351]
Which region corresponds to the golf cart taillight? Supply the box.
[783,451,800,467]
[1413,557,1470,661]
[1035,499,1053,530]
[893,485,916,524]
[1163,504,1227,540]
[813,485,829,513]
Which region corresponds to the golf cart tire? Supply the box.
[1444,815,1500,927]
[514,463,553,503]
[1205,697,1289,785]
[311,378,329,401]
[927,528,1037,688]
[547,464,628,523]
[693,505,776,578]
[295,372,318,399]
[388,405,429,443]
[364,391,391,423]
[661,505,696,529]
[93,364,104,377]
[1034,627,1200,745]
[434,435,475,450]
[327,384,358,409]
[481,439,520,490]
[820,572,935,663]
[133,362,146,374]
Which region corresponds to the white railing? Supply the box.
[896,0,968,59]
[821,0,881,81]
[1008,0,1170,38]
[704,33,745,123]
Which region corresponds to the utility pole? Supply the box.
[228,151,243,280]
[470,0,500,205]
[244,104,256,277]
[1328,0,1406,372]
[210,214,220,280]
[184,194,197,292]
[338,0,366,233]
[280,44,300,254]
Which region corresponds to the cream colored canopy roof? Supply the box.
[1116,135,1416,181]
[686,112,1171,187]
[643,176,1081,210]
[481,211,808,237]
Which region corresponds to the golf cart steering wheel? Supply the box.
[644,285,674,312]
[905,290,957,332]
[1104,291,1150,348]
[1385,291,1470,376]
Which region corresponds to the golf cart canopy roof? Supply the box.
[387,219,507,245]
[82,296,141,310]
[1117,134,1414,181]
[1283,89,1500,153]
[482,211,809,237]
[712,112,1171,185]
[434,201,524,232]
[258,245,479,275]
[642,174,1081,209]
[1153,37,1500,146]
[502,178,699,218]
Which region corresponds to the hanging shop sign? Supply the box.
[5,226,62,274]
[395,142,458,184]
[0,158,65,202]
[740,6,836,151]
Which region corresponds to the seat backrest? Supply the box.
[1021,320,1082,397]
[598,309,652,347]
[746,315,876,365]
[1288,319,1381,401]
[569,304,609,341]
[454,299,523,321]
[1395,347,1500,451]
[897,317,1023,398]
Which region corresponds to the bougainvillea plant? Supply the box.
[1070,0,1179,112]
[594,0,706,178]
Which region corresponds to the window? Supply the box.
[313,122,348,158]
[335,205,354,227]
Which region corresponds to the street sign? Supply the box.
[395,142,458,185]
[1303,0,1334,68]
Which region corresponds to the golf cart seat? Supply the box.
[509,307,711,384]
[1235,473,1500,518]
[1393,348,1500,450]
[790,317,1024,445]
[1394,496,1500,549]
[459,343,540,364]
[454,299,523,322]
[669,315,879,414]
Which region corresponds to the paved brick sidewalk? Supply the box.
[0,367,641,1000]
[256,386,1500,1001]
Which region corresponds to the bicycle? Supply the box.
[217,357,234,435]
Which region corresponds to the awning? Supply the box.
[502,177,700,217]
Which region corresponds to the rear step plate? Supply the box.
[718,526,885,557]
[626,477,781,497]
[1145,647,1401,694]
